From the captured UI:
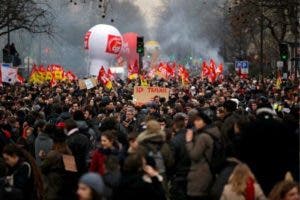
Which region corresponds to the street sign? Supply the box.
[277,61,283,68]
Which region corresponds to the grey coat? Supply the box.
[35,133,53,166]
[186,126,221,197]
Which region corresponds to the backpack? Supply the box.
[145,142,166,174]
[79,126,96,150]
[203,132,226,176]
[148,150,166,174]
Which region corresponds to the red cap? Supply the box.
[56,122,65,128]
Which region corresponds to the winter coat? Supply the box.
[34,133,53,166]
[113,172,166,200]
[76,120,96,140]
[66,131,90,175]
[103,170,121,200]
[137,130,174,174]
[87,119,101,139]
[169,128,191,180]
[8,161,35,200]
[186,125,221,197]
[0,128,10,153]
[220,183,266,200]
[122,119,137,133]
[41,149,77,200]
[90,148,120,176]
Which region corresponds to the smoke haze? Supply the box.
[0,0,226,75]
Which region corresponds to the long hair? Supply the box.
[268,181,299,200]
[228,163,256,195]
[3,144,44,200]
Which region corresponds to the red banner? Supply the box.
[106,34,122,54]
[84,31,91,49]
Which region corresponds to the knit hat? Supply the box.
[79,172,104,195]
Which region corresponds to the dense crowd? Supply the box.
[0,74,299,200]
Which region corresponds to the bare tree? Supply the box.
[223,0,299,73]
[0,0,54,37]
[227,0,299,52]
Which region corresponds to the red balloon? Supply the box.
[120,32,139,66]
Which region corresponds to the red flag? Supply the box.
[208,59,217,83]
[47,65,52,72]
[17,74,25,84]
[216,63,223,75]
[39,65,47,72]
[51,64,63,72]
[107,68,115,80]
[98,66,109,85]
[30,64,38,77]
[50,75,57,87]
[65,71,77,81]
[178,64,189,84]
[97,66,112,89]
[128,60,139,80]
[166,62,175,78]
[201,61,210,77]
[156,62,168,79]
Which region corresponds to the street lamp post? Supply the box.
[259,1,264,78]
[7,14,10,45]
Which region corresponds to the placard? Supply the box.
[78,77,98,90]
[85,79,94,89]
[133,86,170,105]
[62,154,77,172]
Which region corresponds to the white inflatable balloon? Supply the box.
[84,24,122,76]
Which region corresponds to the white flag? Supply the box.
[1,63,17,84]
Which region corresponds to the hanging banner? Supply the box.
[1,63,17,84]
[133,86,170,105]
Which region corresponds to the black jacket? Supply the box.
[41,150,78,200]
[9,161,35,200]
[66,131,90,175]
[114,173,166,200]
[169,128,191,179]
[0,128,10,153]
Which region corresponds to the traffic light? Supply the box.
[279,43,288,61]
[136,36,144,55]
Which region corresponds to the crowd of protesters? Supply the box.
[0,74,299,200]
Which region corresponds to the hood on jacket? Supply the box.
[202,125,221,139]
[37,133,52,141]
[137,120,165,143]
[76,120,89,129]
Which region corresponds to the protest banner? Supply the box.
[133,86,170,105]
[79,77,98,90]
